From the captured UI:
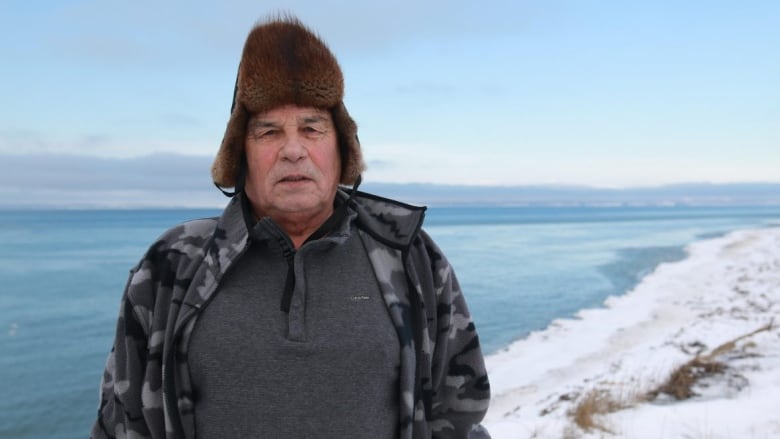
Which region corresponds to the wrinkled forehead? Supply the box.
[248,105,333,126]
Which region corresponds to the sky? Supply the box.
[1,0,778,190]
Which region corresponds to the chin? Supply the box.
[276,196,327,214]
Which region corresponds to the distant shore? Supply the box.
[3,151,780,208]
[484,226,780,438]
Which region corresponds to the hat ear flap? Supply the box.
[331,102,364,185]
[212,102,248,190]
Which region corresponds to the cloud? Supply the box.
[0,152,227,208]
[0,129,48,151]
[2,151,779,208]
[0,152,212,190]
[0,128,216,158]
[0,131,109,155]
[365,159,398,171]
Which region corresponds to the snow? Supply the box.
[483,227,780,438]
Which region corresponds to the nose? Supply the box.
[279,133,308,162]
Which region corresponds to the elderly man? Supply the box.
[92,15,490,439]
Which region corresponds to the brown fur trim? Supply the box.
[332,101,364,183]
[212,103,248,189]
[212,15,365,189]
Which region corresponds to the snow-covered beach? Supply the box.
[484,226,780,438]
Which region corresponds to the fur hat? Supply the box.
[212,15,364,190]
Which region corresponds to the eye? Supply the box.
[302,125,326,137]
[249,128,279,140]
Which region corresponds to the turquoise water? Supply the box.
[1,205,779,438]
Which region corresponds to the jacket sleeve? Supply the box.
[411,230,492,439]
[91,268,155,439]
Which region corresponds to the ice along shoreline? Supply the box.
[484,226,780,438]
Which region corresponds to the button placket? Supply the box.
[286,250,307,342]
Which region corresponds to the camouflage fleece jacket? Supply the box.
[92,190,491,439]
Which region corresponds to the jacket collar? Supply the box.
[350,190,427,250]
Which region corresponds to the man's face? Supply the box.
[243,105,341,222]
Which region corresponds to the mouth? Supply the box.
[279,174,311,183]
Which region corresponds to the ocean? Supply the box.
[1,205,779,438]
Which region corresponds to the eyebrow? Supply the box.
[299,115,330,124]
[247,119,278,130]
[247,113,331,130]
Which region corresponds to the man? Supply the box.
[92,15,490,439]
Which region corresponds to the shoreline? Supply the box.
[484,226,780,438]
